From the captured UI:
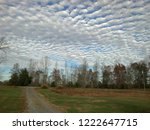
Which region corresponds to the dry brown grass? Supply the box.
[39,87,150,112]
[51,87,150,99]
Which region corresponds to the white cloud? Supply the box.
[0,0,149,78]
[0,0,3,2]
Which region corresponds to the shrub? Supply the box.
[51,81,56,87]
[41,84,48,89]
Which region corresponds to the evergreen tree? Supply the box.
[9,72,19,86]
[9,63,20,86]
[18,68,32,86]
[9,63,32,86]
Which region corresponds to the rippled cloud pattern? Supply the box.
[0,0,150,67]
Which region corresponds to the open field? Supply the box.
[0,86,150,113]
[38,88,150,113]
[0,86,25,112]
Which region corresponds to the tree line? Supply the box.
[8,58,150,89]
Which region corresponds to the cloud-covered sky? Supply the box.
[0,0,150,80]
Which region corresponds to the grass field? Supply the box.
[38,88,150,113]
[0,86,25,112]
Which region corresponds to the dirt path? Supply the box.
[25,87,58,113]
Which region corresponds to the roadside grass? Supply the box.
[0,86,25,112]
[38,88,150,113]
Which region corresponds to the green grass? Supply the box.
[38,88,150,113]
[0,86,25,112]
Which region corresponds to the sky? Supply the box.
[0,0,150,80]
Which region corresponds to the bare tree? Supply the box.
[102,65,113,87]
[51,62,61,87]
[28,59,37,85]
[65,61,68,84]
[93,61,99,87]
[114,64,126,88]
[0,37,8,64]
[41,56,49,84]
[77,58,88,87]
[28,59,36,76]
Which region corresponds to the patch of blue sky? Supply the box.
[114,15,134,21]
[63,4,70,10]
[131,4,143,9]
[85,5,102,15]
[67,5,77,13]
[80,46,93,52]
[136,50,146,59]
[36,1,60,8]
[144,0,150,4]
[92,16,113,25]
[95,47,110,53]
[100,12,113,18]
[100,17,144,30]
[115,17,137,27]
[97,46,114,53]
[114,0,127,5]
[93,14,129,27]
[48,55,65,62]
[0,66,11,74]
[80,45,113,53]
[4,3,14,7]
[0,12,7,17]
[88,12,112,21]
[47,1,55,6]
[126,17,145,24]
[4,1,19,7]
[36,1,43,6]
[133,34,150,42]
[130,11,144,16]
[100,24,114,29]
[89,0,97,3]
[55,5,70,12]
[111,26,125,31]
[66,59,79,68]
[0,73,10,81]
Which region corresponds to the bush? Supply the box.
[51,81,56,87]
[67,81,73,87]
[41,84,48,89]
[74,82,80,88]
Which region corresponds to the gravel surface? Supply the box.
[25,87,58,113]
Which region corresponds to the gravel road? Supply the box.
[25,87,58,113]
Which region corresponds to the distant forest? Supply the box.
[7,57,150,89]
